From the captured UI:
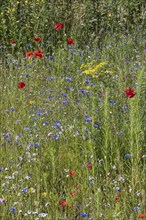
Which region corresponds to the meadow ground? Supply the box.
[0,1,146,220]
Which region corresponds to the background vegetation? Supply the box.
[0,0,146,219]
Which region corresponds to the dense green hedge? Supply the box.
[0,0,145,49]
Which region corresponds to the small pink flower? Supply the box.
[144,46,146,51]
[0,198,5,203]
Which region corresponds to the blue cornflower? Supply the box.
[133,206,140,211]
[65,77,72,81]
[18,133,23,137]
[10,207,16,214]
[62,100,69,104]
[80,212,88,217]
[89,182,94,186]
[26,43,32,47]
[93,124,99,128]
[116,187,121,192]
[85,116,92,123]
[53,133,60,140]
[80,89,89,94]
[34,142,40,147]
[43,121,49,125]
[46,77,54,81]
[32,117,37,121]
[62,93,68,97]
[84,128,89,133]
[84,80,90,85]
[26,73,29,77]
[6,139,11,143]
[10,107,15,111]
[36,109,42,116]
[24,127,29,131]
[124,154,131,158]
[22,187,28,193]
[49,90,54,93]
[54,121,61,129]
[4,133,10,138]
[109,100,115,105]
[48,96,52,100]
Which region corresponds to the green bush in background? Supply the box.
[0,0,145,51]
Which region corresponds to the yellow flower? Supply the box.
[42,192,47,197]
[29,100,35,105]
[29,187,36,193]
[82,61,107,76]
[84,86,90,90]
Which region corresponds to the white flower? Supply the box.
[38,213,48,218]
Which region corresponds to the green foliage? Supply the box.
[0,1,146,219]
[0,0,145,50]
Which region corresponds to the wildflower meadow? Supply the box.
[0,0,146,219]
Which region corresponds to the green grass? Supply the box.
[0,1,146,219]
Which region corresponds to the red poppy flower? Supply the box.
[59,200,67,207]
[70,191,76,196]
[69,170,76,176]
[34,37,42,41]
[87,162,92,168]
[26,51,34,57]
[138,214,145,218]
[10,39,16,44]
[34,49,43,58]
[67,38,74,45]
[125,88,136,98]
[54,23,64,30]
[17,82,26,89]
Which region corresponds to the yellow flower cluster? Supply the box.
[80,61,113,77]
